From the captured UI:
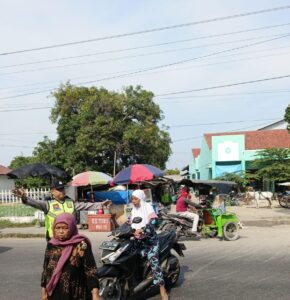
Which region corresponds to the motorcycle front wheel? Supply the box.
[166,255,181,288]
[99,277,123,300]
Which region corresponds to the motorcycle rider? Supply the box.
[176,186,201,237]
[129,189,168,300]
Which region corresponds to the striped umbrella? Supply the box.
[71,171,113,186]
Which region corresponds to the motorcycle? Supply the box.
[98,217,186,300]
[160,206,240,241]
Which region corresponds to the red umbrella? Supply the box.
[113,164,164,185]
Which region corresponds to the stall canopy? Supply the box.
[278,182,290,186]
[178,179,237,194]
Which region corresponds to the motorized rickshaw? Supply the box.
[160,179,240,241]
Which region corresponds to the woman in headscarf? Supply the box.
[130,189,168,300]
[41,213,100,300]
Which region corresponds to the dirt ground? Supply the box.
[171,200,290,227]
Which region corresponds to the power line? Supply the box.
[1,72,290,103]
[0,145,35,149]
[0,22,290,95]
[157,89,290,100]
[172,121,276,143]
[169,118,280,128]
[0,106,51,113]
[155,74,290,97]
[2,23,290,70]
[0,132,55,136]
[0,33,289,101]
[1,5,290,56]
[65,33,290,86]
[1,32,289,77]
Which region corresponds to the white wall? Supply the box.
[259,120,287,130]
[0,175,15,190]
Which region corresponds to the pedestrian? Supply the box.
[130,189,168,300]
[176,186,200,237]
[13,180,111,240]
[41,213,100,300]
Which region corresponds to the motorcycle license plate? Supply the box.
[99,240,120,251]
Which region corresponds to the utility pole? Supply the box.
[113,151,117,176]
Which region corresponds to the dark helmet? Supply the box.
[50,180,65,191]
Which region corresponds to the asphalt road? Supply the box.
[1,226,290,300]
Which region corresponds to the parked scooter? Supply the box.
[98,217,186,300]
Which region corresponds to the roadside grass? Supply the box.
[0,204,37,217]
[0,219,37,229]
[0,233,45,238]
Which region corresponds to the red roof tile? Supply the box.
[192,148,201,158]
[0,165,11,175]
[204,129,290,150]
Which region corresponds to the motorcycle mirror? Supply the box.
[132,217,142,224]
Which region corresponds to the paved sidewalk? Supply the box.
[227,201,290,226]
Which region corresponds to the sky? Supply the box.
[0,0,290,170]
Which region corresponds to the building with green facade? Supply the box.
[188,129,290,189]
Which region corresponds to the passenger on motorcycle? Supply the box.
[129,189,169,300]
[176,186,201,237]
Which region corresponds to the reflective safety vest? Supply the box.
[45,199,75,239]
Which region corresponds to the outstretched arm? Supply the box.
[12,188,48,213]
[185,199,198,208]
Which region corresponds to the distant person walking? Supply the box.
[41,213,100,300]
[13,180,111,240]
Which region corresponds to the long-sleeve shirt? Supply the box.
[176,195,197,212]
[21,195,103,214]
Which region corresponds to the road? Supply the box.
[1,226,290,300]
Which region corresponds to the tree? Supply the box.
[215,171,259,191]
[33,84,171,177]
[165,169,180,175]
[253,148,290,182]
[285,104,290,131]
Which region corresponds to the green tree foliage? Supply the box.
[165,169,180,175]
[215,171,259,191]
[253,148,290,182]
[33,84,171,177]
[285,104,290,131]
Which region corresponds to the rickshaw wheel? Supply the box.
[223,222,239,241]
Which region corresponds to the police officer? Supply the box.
[13,180,111,240]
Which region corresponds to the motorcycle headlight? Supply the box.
[102,244,130,263]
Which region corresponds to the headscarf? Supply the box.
[46,213,90,296]
[130,189,157,230]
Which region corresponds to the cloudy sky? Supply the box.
[0,1,289,170]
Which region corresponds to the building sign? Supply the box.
[217,141,239,161]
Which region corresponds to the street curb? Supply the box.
[243,220,290,227]
[1,220,290,238]
[0,233,45,239]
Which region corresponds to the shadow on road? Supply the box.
[0,246,13,254]
[129,265,191,299]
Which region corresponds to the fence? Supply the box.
[0,188,50,204]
